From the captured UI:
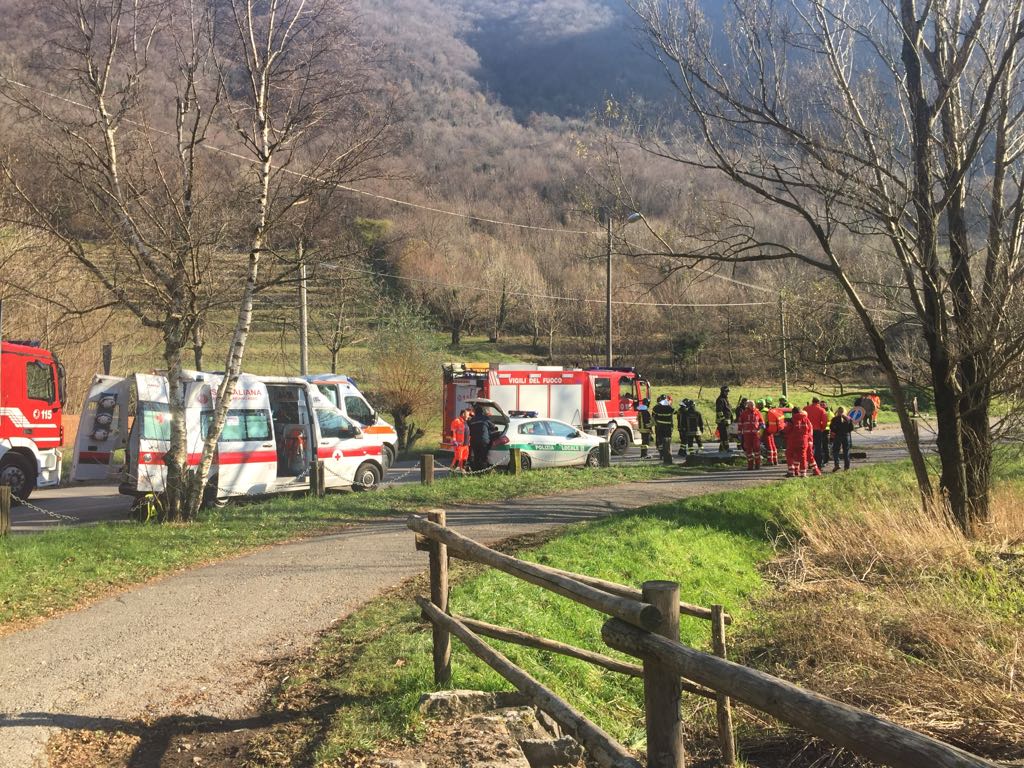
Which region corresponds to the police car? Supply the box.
[471,399,605,470]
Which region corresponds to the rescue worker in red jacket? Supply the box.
[763,398,784,466]
[783,406,819,477]
[737,400,765,470]
[804,398,830,470]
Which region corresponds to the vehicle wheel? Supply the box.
[0,454,35,504]
[354,462,381,491]
[585,447,601,468]
[382,444,396,469]
[518,452,532,471]
[609,427,631,456]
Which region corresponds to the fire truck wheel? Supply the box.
[353,462,381,491]
[585,448,601,468]
[609,427,631,456]
[0,454,35,504]
[382,444,396,469]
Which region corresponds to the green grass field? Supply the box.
[245,458,1024,766]
[0,463,699,628]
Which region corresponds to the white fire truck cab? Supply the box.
[443,363,650,455]
[73,372,384,501]
[303,374,398,467]
[0,340,66,500]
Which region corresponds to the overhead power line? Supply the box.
[322,263,773,308]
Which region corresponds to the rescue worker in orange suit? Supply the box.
[715,386,732,453]
[763,398,784,466]
[636,398,653,459]
[652,394,675,463]
[783,406,819,477]
[676,399,704,456]
[449,409,469,471]
[737,399,765,470]
[805,398,830,470]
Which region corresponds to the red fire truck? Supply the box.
[442,363,650,454]
[0,340,66,500]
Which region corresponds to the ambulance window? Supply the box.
[317,408,357,439]
[201,410,271,441]
[27,361,55,402]
[594,377,612,401]
[140,403,172,440]
[344,396,374,426]
[316,385,339,407]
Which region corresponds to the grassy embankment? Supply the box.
[243,456,1024,767]
[0,462,698,630]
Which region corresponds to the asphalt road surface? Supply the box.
[14,423,920,533]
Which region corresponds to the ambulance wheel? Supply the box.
[609,428,631,456]
[354,462,381,491]
[382,444,396,469]
[585,448,601,468]
[0,454,34,504]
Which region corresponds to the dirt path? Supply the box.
[0,438,910,768]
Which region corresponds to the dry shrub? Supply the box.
[738,489,1024,763]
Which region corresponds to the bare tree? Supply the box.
[628,0,1024,535]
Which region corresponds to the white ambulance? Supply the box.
[304,374,398,467]
[72,372,384,502]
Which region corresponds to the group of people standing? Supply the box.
[717,386,864,477]
[448,406,498,473]
[635,395,705,463]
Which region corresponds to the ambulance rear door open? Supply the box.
[127,374,174,494]
[72,374,131,482]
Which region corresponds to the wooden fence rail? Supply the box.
[602,619,1000,768]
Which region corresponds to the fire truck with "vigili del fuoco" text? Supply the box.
[442,363,650,455]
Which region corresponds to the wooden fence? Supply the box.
[409,511,1000,768]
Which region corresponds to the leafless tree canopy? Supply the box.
[627,0,1024,534]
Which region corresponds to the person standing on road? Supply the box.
[449,409,469,471]
[637,398,653,459]
[677,399,704,456]
[715,386,732,453]
[763,398,783,466]
[737,399,764,470]
[467,405,495,472]
[783,406,818,477]
[652,394,675,463]
[805,398,829,470]
[867,390,881,431]
[830,406,854,472]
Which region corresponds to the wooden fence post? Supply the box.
[427,508,451,685]
[421,454,434,485]
[662,438,674,466]
[598,442,611,468]
[642,581,685,768]
[711,605,736,766]
[309,460,325,496]
[0,486,10,536]
[510,448,522,476]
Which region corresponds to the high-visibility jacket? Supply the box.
[868,394,881,413]
[450,417,467,446]
[765,407,785,434]
[677,408,704,436]
[637,408,653,435]
[805,403,829,431]
[737,407,764,435]
[652,403,675,432]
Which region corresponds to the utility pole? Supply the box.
[298,241,309,377]
[779,294,789,398]
[605,212,613,368]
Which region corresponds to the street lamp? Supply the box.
[605,209,642,367]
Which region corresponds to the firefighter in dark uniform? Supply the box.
[715,386,733,453]
[652,394,675,463]
[677,399,705,456]
[636,398,653,459]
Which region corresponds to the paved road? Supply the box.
[14,424,918,532]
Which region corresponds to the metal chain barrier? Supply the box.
[10,492,81,523]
